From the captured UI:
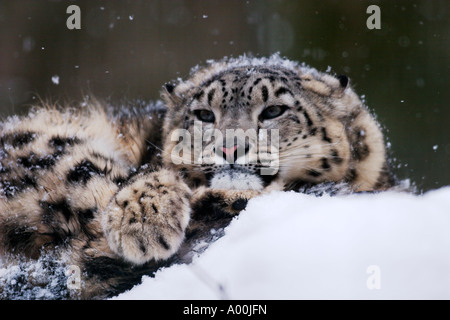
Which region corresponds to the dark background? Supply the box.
[0,0,448,191]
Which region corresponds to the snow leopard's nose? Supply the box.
[221,145,238,157]
[218,143,250,163]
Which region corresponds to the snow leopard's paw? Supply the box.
[190,186,260,221]
[102,169,191,264]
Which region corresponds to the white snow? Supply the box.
[187,53,319,83]
[51,75,59,85]
[113,187,450,300]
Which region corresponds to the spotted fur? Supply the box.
[162,55,396,193]
[0,55,396,299]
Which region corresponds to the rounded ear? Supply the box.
[337,75,349,88]
[164,82,175,94]
[161,82,183,108]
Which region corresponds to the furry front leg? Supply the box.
[101,169,191,264]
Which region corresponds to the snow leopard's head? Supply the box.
[161,55,393,192]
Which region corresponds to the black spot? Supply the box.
[352,143,370,161]
[192,90,204,100]
[158,235,170,250]
[345,168,358,182]
[21,174,37,188]
[18,154,56,170]
[303,111,313,127]
[309,127,317,136]
[79,207,95,221]
[321,127,332,143]
[261,85,269,102]
[207,89,216,105]
[0,175,37,198]
[16,155,33,168]
[274,87,291,97]
[164,82,175,93]
[151,204,158,214]
[337,75,349,88]
[1,131,36,147]
[37,155,57,168]
[139,240,147,254]
[67,159,102,184]
[253,78,262,86]
[49,136,80,148]
[48,136,81,158]
[307,169,322,177]
[40,199,73,222]
[353,127,367,140]
[232,198,248,211]
[374,162,397,189]
[321,158,331,170]
[330,149,343,164]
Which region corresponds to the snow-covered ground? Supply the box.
[114,187,450,300]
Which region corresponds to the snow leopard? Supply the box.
[0,55,396,299]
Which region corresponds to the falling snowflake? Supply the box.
[51,75,59,85]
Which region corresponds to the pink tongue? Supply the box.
[221,145,238,156]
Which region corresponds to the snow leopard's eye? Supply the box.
[259,105,288,121]
[194,110,215,123]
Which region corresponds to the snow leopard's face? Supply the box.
[161,58,387,192]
